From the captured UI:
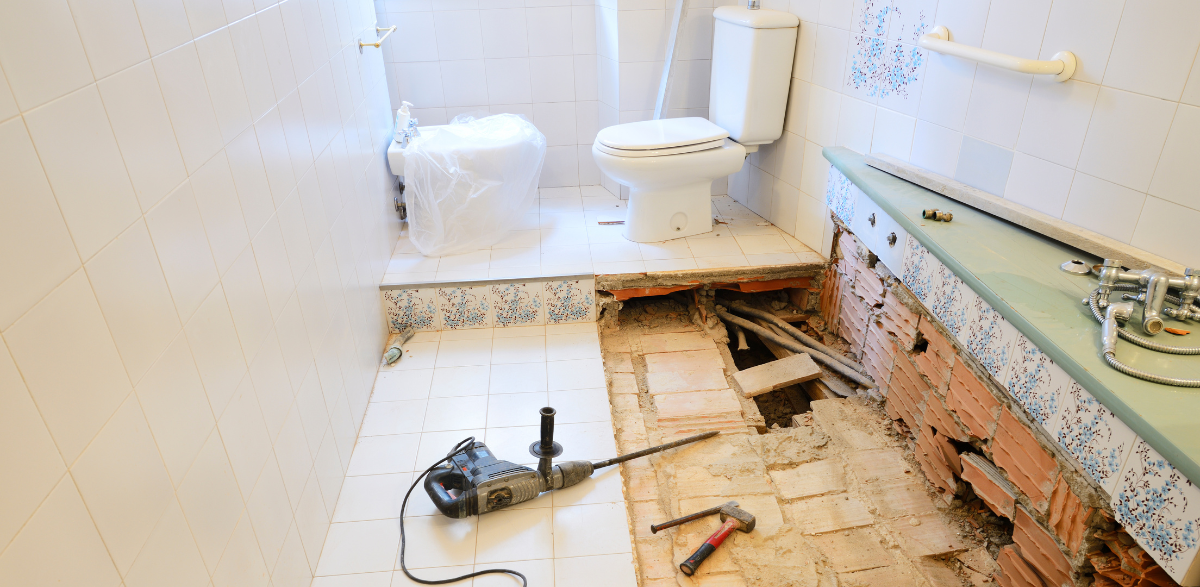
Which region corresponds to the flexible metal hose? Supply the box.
[1088,290,1200,355]
[1103,351,1200,387]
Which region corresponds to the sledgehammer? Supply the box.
[679,503,756,576]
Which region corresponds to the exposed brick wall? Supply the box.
[1048,475,1093,556]
[914,318,953,395]
[1014,507,1074,587]
[879,285,919,351]
[992,408,1059,514]
[997,545,1046,587]
[947,357,1001,442]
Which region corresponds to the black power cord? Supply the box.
[399,437,528,586]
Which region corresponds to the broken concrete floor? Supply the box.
[602,298,997,587]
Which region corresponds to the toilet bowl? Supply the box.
[592,117,746,242]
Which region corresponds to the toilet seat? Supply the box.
[595,117,730,158]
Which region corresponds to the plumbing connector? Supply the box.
[1102,302,1135,355]
[922,209,953,222]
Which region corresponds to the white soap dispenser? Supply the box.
[394,101,412,143]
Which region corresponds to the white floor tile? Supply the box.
[644,258,698,272]
[372,370,435,402]
[316,519,401,576]
[490,363,549,394]
[546,358,605,390]
[687,236,741,257]
[472,558,555,586]
[475,507,554,564]
[552,422,618,462]
[493,325,545,338]
[423,396,489,432]
[395,515,478,569]
[735,234,793,254]
[486,391,551,428]
[551,466,625,508]
[638,240,692,260]
[594,261,647,274]
[553,553,638,587]
[747,252,801,266]
[696,254,749,268]
[333,473,410,523]
[430,365,490,397]
[491,336,547,364]
[383,342,439,371]
[589,241,641,262]
[440,329,494,341]
[544,323,597,335]
[347,434,422,476]
[552,503,633,558]
[313,571,393,587]
[414,429,486,470]
[492,230,540,249]
[548,388,612,424]
[360,400,427,436]
[435,339,493,368]
[545,333,601,362]
[391,566,473,586]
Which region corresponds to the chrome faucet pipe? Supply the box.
[747,0,760,8]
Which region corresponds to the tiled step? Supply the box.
[381,274,597,332]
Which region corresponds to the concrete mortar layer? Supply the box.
[827,228,1187,587]
[595,262,827,293]
[601,298,994,587]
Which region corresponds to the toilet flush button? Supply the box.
[670,212,688,232]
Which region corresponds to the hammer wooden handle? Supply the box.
[679,518,740,576]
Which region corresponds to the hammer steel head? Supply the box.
[718,504,755,533]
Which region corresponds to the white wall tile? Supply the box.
[247,457,293,569]
[0,336,66,552]
[441,60,491,107]
[395,62,447,108]
[0,119,81,330]
[1148,104,1200,212]
[932,0,990,48]
[3,271,133,464]
[0,70,16,122]
[183,0,229,38]
[213,510,271,586]
[24,86,142,261]
[68,0,150,79]
[776,130,806,188]
[794,189,828,253]
[71,395,175,574]
[954,136,1014,196]
[0,0,94,111]
[132,0,193,57]
[534,102,579,146]
[980,0,1050,59]
[197,29,254,145]
[542,145,580,187]
[792,18,816,81]
[917,52,976,132]
[798,138,828,200]
[177,430,245,571]
[835,95,875,154]
[1077,87,1176,192]
[278,91,316,179]
[1102,0,1200,101]
[572,6,597,54]
[155,43,226,174]
[805,84,841,146]
[1061,172,1144,242]
[485,58,534,104]
[0,477,121,586]
[812,25,848,91]
[531,56,577,103]
[435,10,485,60]
[482,8,531,58]
[910,119,962,177]
[86,222,184,383]
[575,55,599,102]
[280,0,316,81]
[391,12,440,63]
[617,9,668,63]
[253,109,300,207]
[1015,78,1099,168]
[817,0,850,29]
[137,334,218,487]
[770,179,801,235]
[1003,152,1075,218]
[1039,0,1123,85]
[871,107,915,160]
[259,7,301,99]
[123,500,210,587]
[193,151,253,274]
[1131,196,1200,268]
[617,60,659,111]
[962,66,1031,149]
[146,182,221,322]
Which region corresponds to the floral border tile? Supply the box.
[491,282,544,327]
[826,166,856,224]
[900,233,941,307]
[382,288,440,333]
[544,279,596,324]
[963,297,1019,383]
[1050,382,1138,495]
[1111,439,1200,582]
[437,286,492,329]
[1003,335,1070,428]
[928,262,977,341]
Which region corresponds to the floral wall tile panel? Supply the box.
[1003,335,1070,428]
[544,279,596,324]
[929,262,978,341]
[491,282,544,327]
[826,166,856,224]
[1050,381,1138,495]
[876,41,926,117]
[851,0,891,38]
[845,34,888,103]
[900,233,941,307]
[887,0,936,44]
[963,297,1019,383]
[438,286,492,329]
[1110,439,1200,583]
[383,289,440,332]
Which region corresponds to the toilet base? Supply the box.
[624,181,714,242]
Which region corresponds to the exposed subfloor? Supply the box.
[602,299,1000,587]
[311,323,638,586]
[383,188,823,285]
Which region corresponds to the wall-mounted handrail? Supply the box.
[359,26,396,51]
[918,25,1076,82]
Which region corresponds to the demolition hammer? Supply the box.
[397,407,719,586]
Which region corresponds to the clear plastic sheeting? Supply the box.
[402,113,547,256]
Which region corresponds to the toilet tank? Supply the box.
[709,6,799,146]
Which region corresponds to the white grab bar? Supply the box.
[918,26,1076,82]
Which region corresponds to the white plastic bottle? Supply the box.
[394,101,412,143]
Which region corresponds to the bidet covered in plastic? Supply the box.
[402,113,546,256]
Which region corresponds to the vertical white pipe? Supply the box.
[653,0,689,120]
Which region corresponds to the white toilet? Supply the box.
[592,6,799,243]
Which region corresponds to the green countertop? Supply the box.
[824,147,1200,484]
